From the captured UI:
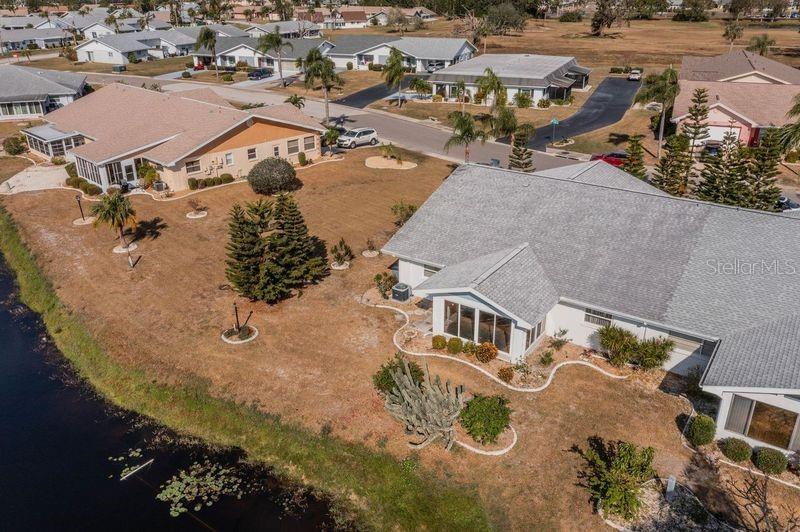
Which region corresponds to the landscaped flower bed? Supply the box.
[609,479,729,531]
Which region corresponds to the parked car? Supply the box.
[247,68,273,80]
[779,196,800,211]
[193,63,205,71]
[426,61,445,73]
[590,152,628,167]
[627,69,642,81]
[337,128,379,149]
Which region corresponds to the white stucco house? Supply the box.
[383,162,800,456]
[0,64,86,120]
[192,36,332,73]
[325,35,475,72]
[0,28,73,52]
[245,20,322,39]
[428,54,591,106]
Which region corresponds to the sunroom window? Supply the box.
[725,395,800,451]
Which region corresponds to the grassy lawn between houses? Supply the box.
[2,147,799,528]
[270,69,387,100]
[335,18,800,69]
[14,55,192,77]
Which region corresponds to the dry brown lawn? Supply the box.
[0,156,32,183]
[336,18,800,69]
[14,56,192,76]
[0,119,41,142]
[3,146,799,528]
[270,70,387,100]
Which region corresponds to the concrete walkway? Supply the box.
[2,164,67,195]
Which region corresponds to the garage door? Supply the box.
[707,125,740,142]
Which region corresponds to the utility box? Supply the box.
[392,283,411,302]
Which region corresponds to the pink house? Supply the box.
[673,50,800,148]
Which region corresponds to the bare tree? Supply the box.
[727,471,800,532]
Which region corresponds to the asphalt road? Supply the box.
[84,74,575,170]
[530,77,641,150]
[333,74,419,108]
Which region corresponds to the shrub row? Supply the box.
[188,173,235,190]
[431,335,497,363]
[65,175,102,195]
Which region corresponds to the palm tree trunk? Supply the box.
[464,145,470,163]
[323,86,330,125]
[118,225,128,248]
[213,50,218,80]
[277,50,284,87]
[657,106,666,159]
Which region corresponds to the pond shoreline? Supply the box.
[0,203,490,530]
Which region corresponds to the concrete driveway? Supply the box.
[529,77,641,150]
[2,164,67,195]
[333,74,420,108]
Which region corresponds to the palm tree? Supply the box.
[91,192,137,250]
[297,48,343,125]
[285,93,305,109]
[779,94,800,153]
[444,111,488,163]
[454,79,467,111]
[723,19,743,52]
[476,67,506,108]
[323,127,340,156]
[195,27,218,80]
[104,14,119,32]
[634,66,679,158]
[408,75,431,101]
[747,33,775,56]
[487,105,517,141]
[257,28,293,87]
[383,48,406,108]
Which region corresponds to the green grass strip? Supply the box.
[0,204,490,530]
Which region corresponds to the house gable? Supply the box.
[183,119,318,159]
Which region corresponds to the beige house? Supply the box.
[23,84,324,192]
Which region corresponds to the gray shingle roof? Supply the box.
[428,54,591,88]
[0,27,71,42]
[325,34,395,55]
[87,32,154,53]
[0,64,85,102]
[0,15,45,28]
[325,35,472,60]
[703,315,800,389]
[246,20,321,34]
[382,163,800,390]
[680,50,800,84]
[536,161,668,195]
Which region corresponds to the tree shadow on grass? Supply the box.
[130,217,167,242]
[607,132,631,146]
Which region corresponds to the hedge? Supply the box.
[755,448,788,475]
[718,438,752,463]
[686,414,715,447]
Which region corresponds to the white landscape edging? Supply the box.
[455,425,518,456]
[369,302,629,394]
[220,326,259,345]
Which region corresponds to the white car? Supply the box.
[627,69,642,81]
[337,128,379,149]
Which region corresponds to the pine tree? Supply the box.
[680,87,710,191]
[652,134,692,196]
[508,127,535,172]
[622,134,647,180]
[225,203,265,300]
[258,194,327,303]
[695,132,747,206]
[744,128,782,212]
[681,87,710,152]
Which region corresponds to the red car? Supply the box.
[192,63,206,71]
[590,152,628,167]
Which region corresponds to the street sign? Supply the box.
[550,118,559,125]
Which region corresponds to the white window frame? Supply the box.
[273,145,280,157]
[247,147,257,160]
[584,308,612,328]
[303,135,315,151]
[224,152,234,166]
[287,138,299,155]
[185,160,201,174]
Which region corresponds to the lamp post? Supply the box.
[75,194,85,221]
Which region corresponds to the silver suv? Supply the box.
[337,128,379,149]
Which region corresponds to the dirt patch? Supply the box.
[364,155,417,170]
